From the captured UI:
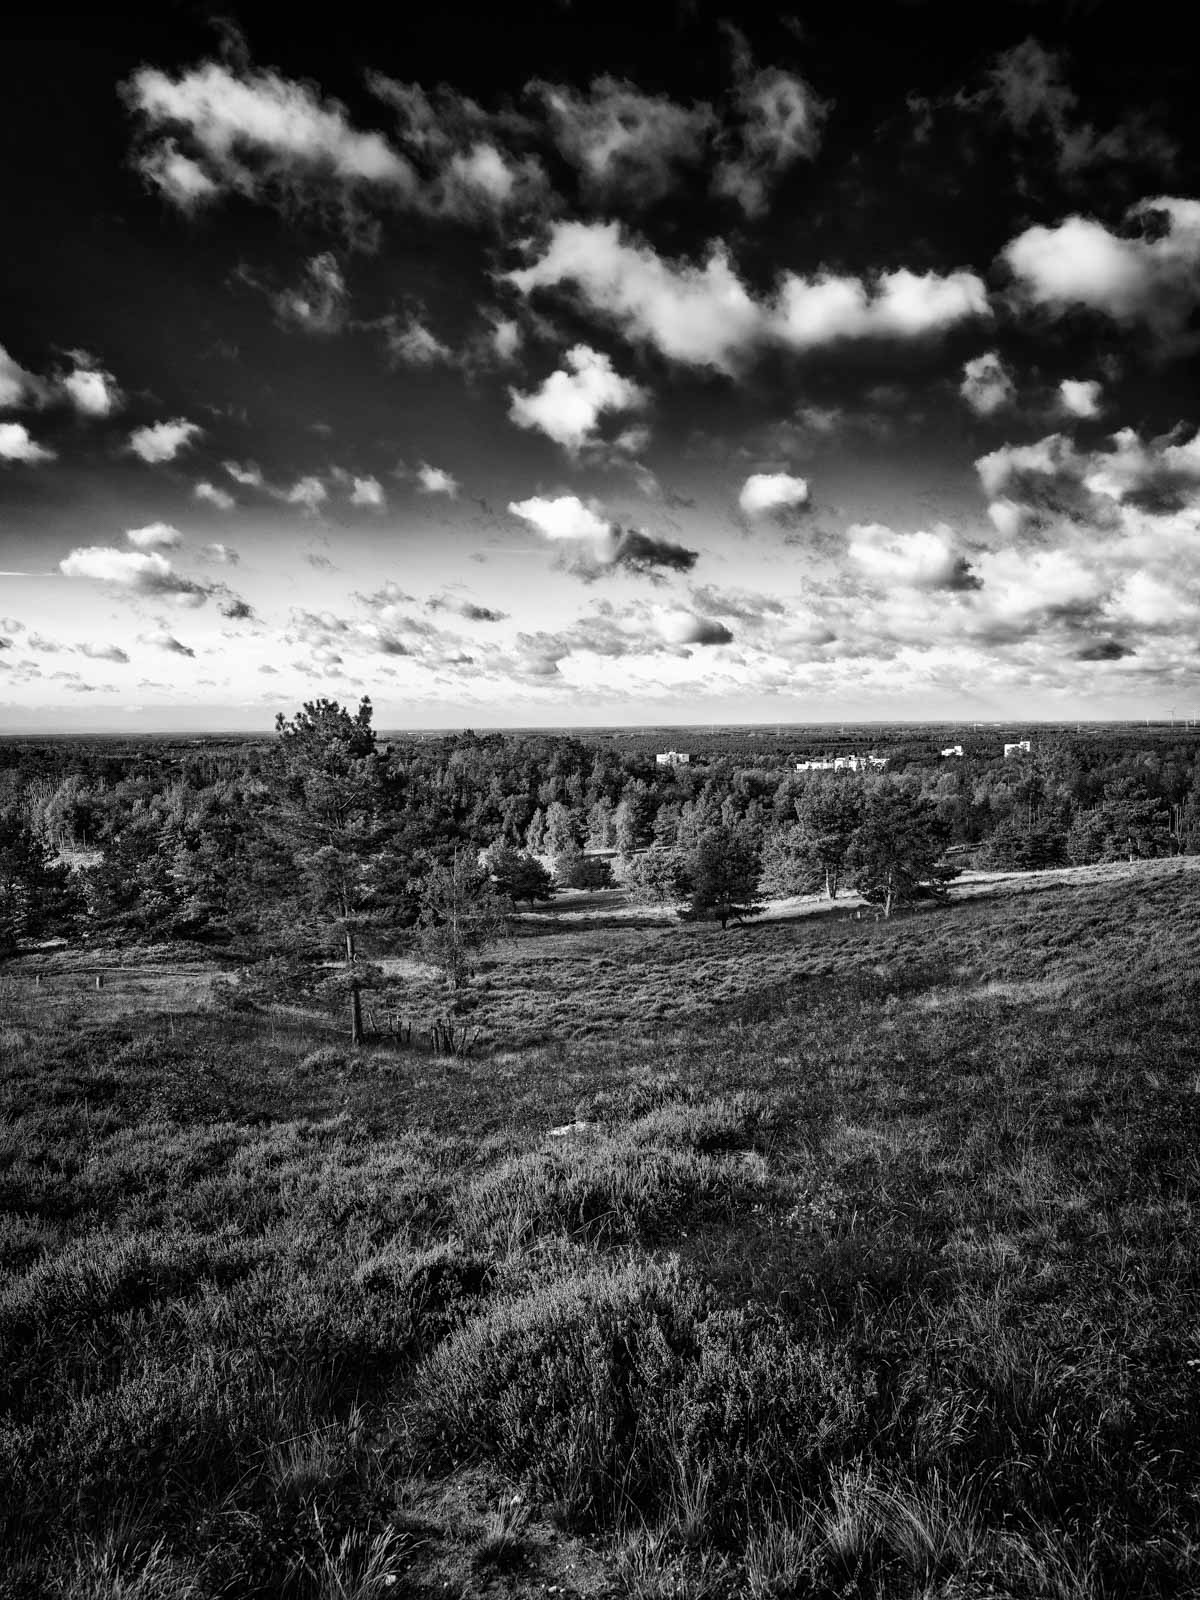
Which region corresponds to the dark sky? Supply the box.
[2,0,1198,728]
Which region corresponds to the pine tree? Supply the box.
[846,787,955,918]
[416,852,510,1001]
[680,825,763,930]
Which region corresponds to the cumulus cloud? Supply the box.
[713,31,827,217]
[508,223,763,374]
[58,546,211,605]
[989,38,1175,182]
[1058,378,1103,419]
[218,596,255,620]
[141,628,196,657]
[509,494,611,542]
[365,73,549,221]
[273,252,348,334]
[60,352,123,417]
[416,463,458,496]
[194,480,235,510]
[656,609,734,646]
[1002,198,1200,346]
[738,471,810,519]
[381,313,454,367]
[847,524,981,591]
[129,418,202,463]
[125,522,183,551]
[79,642,131,663]
[0,345,44,410]
[531,75,713,207]
[508,345,647,454]
[773,268,989,347]
[427,595,508,622]
[509,493,697,581]
[0,423,55,463]
[959,351,1015,416]
[223,460,265,488]
[510,222,988,375]
[349,475,386,508]
[285,475,328,514]
[124,60,415,215]
[202,542,239,564]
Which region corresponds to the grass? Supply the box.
[1,857,1199,1595]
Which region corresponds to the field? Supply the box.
[2,859,1199,1597]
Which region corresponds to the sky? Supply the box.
[2,0,1199,731]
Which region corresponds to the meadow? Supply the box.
[1,858,1199,1598]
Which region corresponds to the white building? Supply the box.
[655,750,691,767]
[796,755,888,773]
[1003,740,1032,758]
[941,744,964,757]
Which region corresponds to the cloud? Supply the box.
[738,471,810,519]
[381,313,453,367]
[60,352,122,417]
[273,252,348,334]
[509,494,611,542]
[58,546,210,604]
[194,480,235,510]
[126,522,183,551]
[0,345,45,410]
[656,609,734,646]
[141,628,196,657]
[427,595,508,622]
[508,345,647,454]
[416,463,458,496]
[349,475,386,508]
[202,542,239,564]
[1002,198,1200,346]
[128,418,202,463]
[773,267,989,347]
[365,73,549,220]
[714,31,827,217]
[510,222,988,375]
[508,222,763,374]
[223,460,265,487]
[124,60,415,214]
[530,75,713,207]
[607,528,698,579]
[1058,378,1103,419]
[79,642,130,663]
[135,140,220,209]
[218,596,255,620]
[285,475,328,514]
[488,315,522,363]
[509,493,697,581]
[0,423,55,463]
[959,351,1015,416]
[848,524,981,591]
[988,38,1175,183]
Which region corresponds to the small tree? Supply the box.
[270,697,387,1044]
[680,825,763,930]
[554,847,614,891]
[793,779,864,898]
[759,823,824,899]
[624,844,691,907]
[847,787,956,918]
[483,842,555,906]
[416,853,510,1002]
[543,801,584,858]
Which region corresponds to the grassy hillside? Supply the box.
[2,860,1199,1597]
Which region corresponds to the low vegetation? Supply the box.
[2,853,1199,1597]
